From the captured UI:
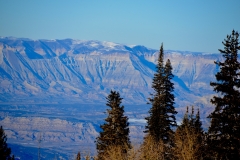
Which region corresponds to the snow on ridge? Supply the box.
[90,42,100,47]
[102,41,120,48]
[0,37,219,55]
[72,39,85,45]
[127,44,137,48]
[201,52,220,55]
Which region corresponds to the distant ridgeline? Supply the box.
[0,37,221,109]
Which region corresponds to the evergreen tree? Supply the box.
[0,126,14,160]
[194,108,203,134]
[96,90,130,159]
[207,30,240,159]
[164,59,177,132]
[180,106,190,129]
[144,43,177,153]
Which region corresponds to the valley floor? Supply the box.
[0,103,211,159]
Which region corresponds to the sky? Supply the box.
[0,0,239,53]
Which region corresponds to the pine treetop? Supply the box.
[96,90,130,159]
[145,43,177,144]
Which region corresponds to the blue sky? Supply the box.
[0,0,239,53]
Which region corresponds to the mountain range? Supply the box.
[0,37,221,108]
[0,37,223,158]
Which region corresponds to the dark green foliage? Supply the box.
[0,126,14,160]
[164,59,177,129]
[179,106,191,129]
[145,43,177,144]
[207,30,240,159]
[194,108,203,134]
[96,90,130,159]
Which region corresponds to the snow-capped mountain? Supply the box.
[0,37,221,107]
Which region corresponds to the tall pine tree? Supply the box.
[207,30,240,159]
[164,59,177,132]
[96,90,130,159]
[145,43,177,144]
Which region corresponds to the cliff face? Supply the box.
[0,37,221,107]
